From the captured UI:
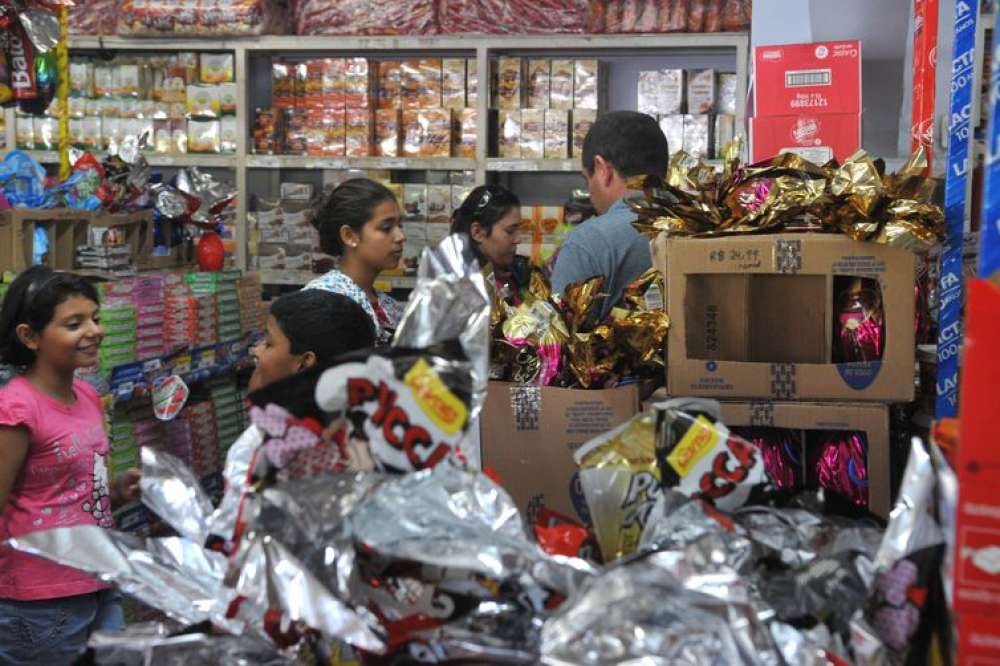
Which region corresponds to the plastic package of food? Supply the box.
[306,108,345,157]
[118,0,288,36]
[417,58,442,109]
[378,61,403,109]
[292,0,437,35]
[218,83,237,116]
[375,108,401,156]
[527,60,551,109]
[573,59,599,110]
[221,117,238,153]
[345,57,372,108]
[550,59,574,111]
[272,61,296,107]
[33,117,56,150]
[521,109,545,159]
[719,72,738,115]
[571,108,596,157]
[401,60,424,110]
[439,0,588,34]
[682,114,711,158]
[402,108,452,158]
[200,53,235,84]
[14,116,34,150]
[188,119,222,154]
[687,69,716,114]
[345,108,372,157]
[498,110,521,158]
[467,59,479,107]
[495,57,523,110]
[637,71,662,115]
[187,85,220,118]
[253,107,285,154]
[442,58,467,110]
[69,0,119,35]
[544,109,570,159]
[458,108,477,159]
[658,114,684,154]
[714,114,735,157]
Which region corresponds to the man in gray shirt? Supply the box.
[551,111,669,318]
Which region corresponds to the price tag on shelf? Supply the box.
[155,156,176,166]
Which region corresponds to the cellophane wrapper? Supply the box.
[588,0,752,33]
[117,0,290,36]
[439,0,588,34]
[291,0,437,35]
[69,0,119,35]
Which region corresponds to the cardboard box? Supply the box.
[481,382,641,521]
[716,400,890,518]
[753,40,862,117]
[751,113,861,164]
[687,69,716,114]
[657,233,916,402]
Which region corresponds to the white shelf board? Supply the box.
[23,150,236,168]
[246,155,477,171]
[486,158,581,172]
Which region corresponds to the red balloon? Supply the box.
[196,232,225,271]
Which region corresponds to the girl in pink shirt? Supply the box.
[0,267,141,665]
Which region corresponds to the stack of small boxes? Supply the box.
[494,57,599,160]
[182,399,220,477]
[98,283,138,376]
[109,409,141,477]
[238,273,265,336]
[135,274,166,361]
[186,271,242,343]
[210,380,246,459]
[638,68,738,159]
[398,173,475,274]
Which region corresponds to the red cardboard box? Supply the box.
[750,113,861,164]
[753,40,862,117]
[955,280,1000,617]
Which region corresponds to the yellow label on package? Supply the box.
[667,414,721,477]
[404,358,467,436]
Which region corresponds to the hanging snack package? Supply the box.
[653,398,772,512]
[575,411,660,562]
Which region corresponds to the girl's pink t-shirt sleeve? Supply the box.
[0,387,35,432]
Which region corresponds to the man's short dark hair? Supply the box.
[581,111,670,178]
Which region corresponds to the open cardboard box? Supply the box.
[655,233,916,402]
[480,381,641,523]
[716,400,890,518]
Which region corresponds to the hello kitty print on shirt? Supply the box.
[82,453,113,528]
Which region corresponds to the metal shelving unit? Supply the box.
[3,31,750,286]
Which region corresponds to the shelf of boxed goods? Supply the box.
[485,157,725,172]
[22,150,238,169]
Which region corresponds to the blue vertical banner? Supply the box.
[981,10,1000,278]
[936,0,979,419]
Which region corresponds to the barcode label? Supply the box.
[785,69,832,87]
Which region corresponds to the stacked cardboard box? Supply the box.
[98,301,138,376]
[751,40,862,164]
[210,380,246,457]
[654,233,916,517]
[134,274,166,360]
[239,273,265,336]
[639,68,738,158]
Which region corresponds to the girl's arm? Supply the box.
[0,425,29,514]
[110,468,142,509]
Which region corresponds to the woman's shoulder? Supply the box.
[305,270,362,298]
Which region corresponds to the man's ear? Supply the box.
[593,154,616,187]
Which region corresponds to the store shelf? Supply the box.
[486,158,582,173]
[68,32,747,54]
[24,150,237,168]
[259,269,416,291]
[246,155,477,171]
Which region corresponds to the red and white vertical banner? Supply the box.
[911,0,939,169]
